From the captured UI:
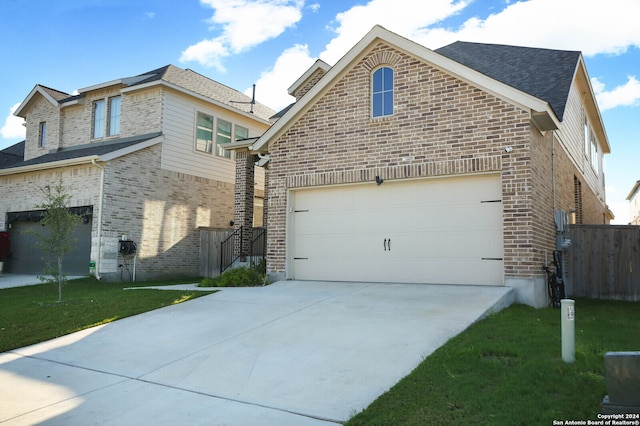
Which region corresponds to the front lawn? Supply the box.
[0,277,214,353]
[346,299,640,425]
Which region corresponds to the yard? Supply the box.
[0,279,637,424]
[346,298,640,425]
[0,277,214,353]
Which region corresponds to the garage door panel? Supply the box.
[290,174,503,286]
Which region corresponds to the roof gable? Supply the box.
[435,41,580,121]
[251,25,560,153]
[14,85,70,118]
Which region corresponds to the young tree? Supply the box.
[35,175,80,303]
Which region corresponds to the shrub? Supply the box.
[199,265,266,287]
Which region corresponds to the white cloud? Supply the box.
[320,0,469,64]
[0,104,25,140]
[411,0,640,54]
[180,0,304,70]
[252,44,315,110]
[592,76,640,111]
[241,0,640,113]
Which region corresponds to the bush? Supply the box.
[199,265,266,287]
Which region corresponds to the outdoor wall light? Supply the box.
[375,175,384,186]
[505,146,513,153]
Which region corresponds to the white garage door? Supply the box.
[290,174,503,286]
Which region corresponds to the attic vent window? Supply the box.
[372,66,394,118]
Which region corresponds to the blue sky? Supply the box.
[1,0,639,223]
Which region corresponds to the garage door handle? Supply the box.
[384,238,387,251]
[388,238,391,251]
[383,238,391,251]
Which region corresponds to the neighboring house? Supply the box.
[0,65,275,280]
[627,180,640,225]
[230,25,611,307]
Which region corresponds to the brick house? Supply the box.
[0,65,274,280]
[627,181,640,225]
[230,25,611,307]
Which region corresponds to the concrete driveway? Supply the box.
[0,281,514,425]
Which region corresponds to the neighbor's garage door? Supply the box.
[290,174,503,286]
[6,219,92,275]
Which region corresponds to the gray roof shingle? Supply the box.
[435,41,581,120]
[0,133,161,171]
[0,141,25,168]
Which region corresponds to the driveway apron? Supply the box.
[0,281,514,425]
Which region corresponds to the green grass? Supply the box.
[0,277,214,353]
[346,299,640,425]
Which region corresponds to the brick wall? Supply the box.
[292,68,327,100]
[266,42,534,278]
[23,97,61,161]
[23,86,163,160]
[100,144,234,279]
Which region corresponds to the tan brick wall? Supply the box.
[23,86,163,159]
[23,97,61,161]
[0,165,102,260]
[100,144,234,279]
[292,68,327,100]
[266,42,535,279]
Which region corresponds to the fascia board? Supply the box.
[575,57,611,154]
[98,135,163,162]
[252,25,557,152]
[14,85,60,118]
[287,60,331,95]
[626,181,640,201]
[121,81,273,126]
[78,78,125,93]
[0,156,98,176]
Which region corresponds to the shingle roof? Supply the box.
[55,65,276,122]
[0,141,25,168]
[0,133,161,171]
[435,41,580,120]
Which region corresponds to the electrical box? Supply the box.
[119,240,136,255]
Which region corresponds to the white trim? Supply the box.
[287,59,331,96]
[121,80,273,126]
[0,136,163,176]
[251,25,559,153]
[99,136,163,162]
[14,85,62,117]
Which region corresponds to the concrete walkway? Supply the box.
[0,281,514,425]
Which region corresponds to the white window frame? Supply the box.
[108,96,121,136]
[372,66,394,118]
[195,111,214,154]
[93,99,105,139]
[39,122,46,148]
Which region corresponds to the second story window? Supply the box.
[216,119,232,158]
[235,125,248,141]
[93,100,105,138]
[39,122,46,147]
[108,96,121,136]
[372,66,394,118]
[591,133,599,173]
[195,111,246,159]
[196,112,213,153]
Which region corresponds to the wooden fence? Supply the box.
[566,225,640,301]
[199,228,233,278]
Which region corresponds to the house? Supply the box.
[229,25,611,307]
[627,180,640,225]
[0,65,275,280]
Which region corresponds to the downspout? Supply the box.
[91,158,105,280]
[552,131,556,212]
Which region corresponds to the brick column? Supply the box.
[234,150,256,259]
